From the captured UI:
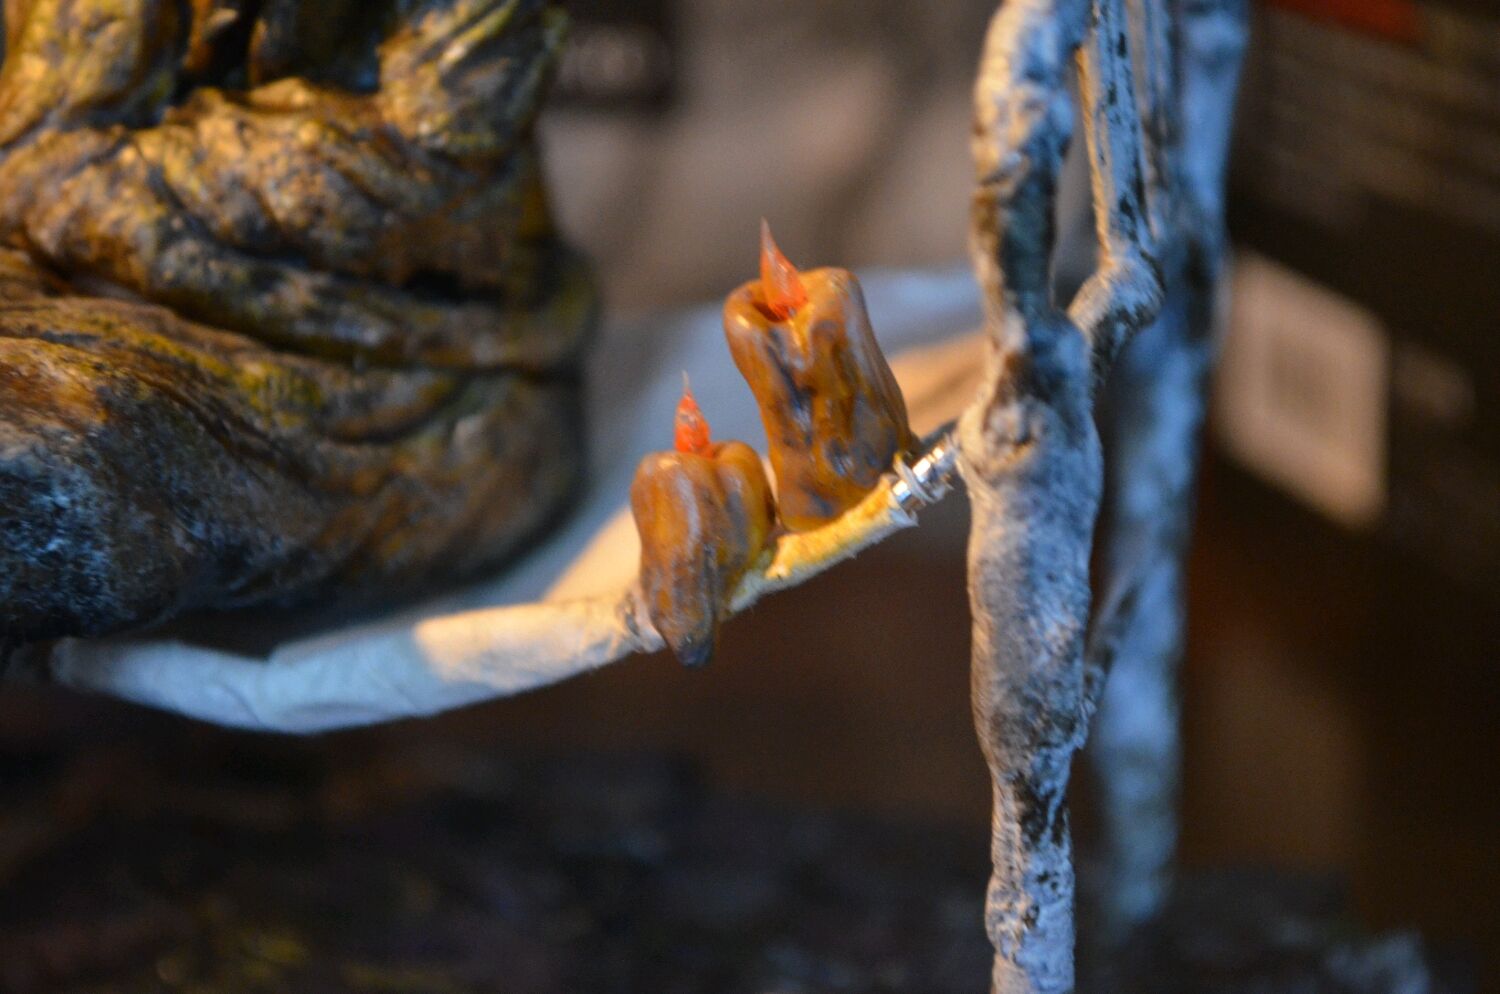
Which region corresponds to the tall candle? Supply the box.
[723,223,913,532]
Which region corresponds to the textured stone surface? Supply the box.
[0,744,1469,994]
[0,0,593,650]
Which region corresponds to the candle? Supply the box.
[631,382,776,667]
[723,223,913,532]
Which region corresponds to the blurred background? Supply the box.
[0,0,1495,989]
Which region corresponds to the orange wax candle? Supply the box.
[723,223,913,532]
[631,384,776,667]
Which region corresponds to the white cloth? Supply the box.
[46,268,985,732]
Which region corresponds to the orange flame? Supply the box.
[673,374,712,454]
[759,219,807,320]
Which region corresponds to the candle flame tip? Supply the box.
[673,375,712,454]
[758,219,807,320]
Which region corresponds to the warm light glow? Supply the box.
[673,374,713,454]
[759,219,808,320]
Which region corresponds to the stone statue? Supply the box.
[0,0,594,650]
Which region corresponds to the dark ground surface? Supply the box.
[0,739,1470,994]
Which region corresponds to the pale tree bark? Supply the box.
[1082,0,1248,950]
[960,0,1245,989]
[961,0,1159,989]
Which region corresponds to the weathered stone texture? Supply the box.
[0,0,593,648]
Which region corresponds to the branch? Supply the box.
[24,434,958,733]
[963,2,1095,990]
[970,0,1083,336]
[1128,0,1180,245]
[961,0,1180,989]
[1082,0,1249,729]
[1067,0,1165,374]
[1079,289,1205,950]
[1078,0,1248,953]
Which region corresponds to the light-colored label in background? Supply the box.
[1215,253,1390,529]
